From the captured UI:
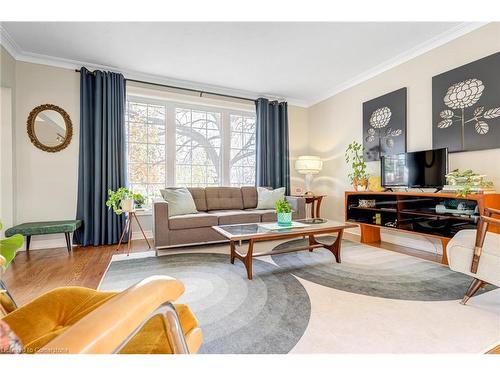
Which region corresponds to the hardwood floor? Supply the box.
[2,233,497,354]
[3,239,149,306]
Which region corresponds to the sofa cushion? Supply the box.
[169,213,218,230]
[160,188,198,217]
[209,210,261,225]
[241,186,258,209]
[187,187,208,211]
[256,187,285,209]
[245,209,277,222]
[205,187,244,210]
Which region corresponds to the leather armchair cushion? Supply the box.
[2,287,199,354]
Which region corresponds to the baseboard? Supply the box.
[19,230,154,251]
[345,227,443,255]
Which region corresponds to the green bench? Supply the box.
[5,220,82,252]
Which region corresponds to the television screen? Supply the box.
[381,148,448,188]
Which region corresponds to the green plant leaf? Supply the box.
[0,234,24,270]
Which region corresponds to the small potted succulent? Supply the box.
[345,141,369,191]
[275,199,293,226]
[106,188,145,215]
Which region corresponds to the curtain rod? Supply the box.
[74,69,256,103]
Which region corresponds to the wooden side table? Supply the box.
[293,195,326,218]
[116,210,151,256]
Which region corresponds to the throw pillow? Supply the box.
[160,188,198,217]
[256,187,286,209]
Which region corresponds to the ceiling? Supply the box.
[0,22,482,106]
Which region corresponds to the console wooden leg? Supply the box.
[461,278,485,305]
[360,224,381,243]
[441,238,450,265]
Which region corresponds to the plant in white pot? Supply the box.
[276,199,293,226]
[106,188,145,215]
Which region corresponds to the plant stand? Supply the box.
[116,211,151,256]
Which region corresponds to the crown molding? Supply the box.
[0,24,308,107]
[1,22,488,108]
[305,22,489,107]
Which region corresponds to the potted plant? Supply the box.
[445,169,494,197]
[106,188,145,215]
[345,141,369,191]
[276,199,293,226]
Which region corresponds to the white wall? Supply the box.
[0,46,16,233]
[14,62,80,248]
[308,23,500,253]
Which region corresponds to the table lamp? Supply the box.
[295,155,323,195]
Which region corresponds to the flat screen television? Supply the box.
[381,148,448,188]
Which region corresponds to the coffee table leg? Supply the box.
[230,241,236,264]
[326,229,344,263]
[308,235,315,252]
[244,239,255,280]
[310,230,344,263]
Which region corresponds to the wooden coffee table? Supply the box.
[212,220,357,280]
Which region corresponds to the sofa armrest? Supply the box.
[286,196,306,219]
[153,200,170,247]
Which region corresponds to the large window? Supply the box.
[125,96,256,204]
[126,101,167,203]
[176,108,222,187]
[230,114,256,186]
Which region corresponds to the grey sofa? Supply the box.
[153,186,306,248]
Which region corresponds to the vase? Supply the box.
[277,212,293,226]
[353,178,368,191]
[121,198,135,212]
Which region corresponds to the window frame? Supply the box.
[125,94,256,203]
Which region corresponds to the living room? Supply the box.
[1,1,499,372]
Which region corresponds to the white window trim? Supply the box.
[126,94,256,200]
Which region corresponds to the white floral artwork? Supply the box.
[438,78,500,148]
[365,106,402,148]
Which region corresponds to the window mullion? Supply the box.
[166,103,176,186]
[222,110,231,186]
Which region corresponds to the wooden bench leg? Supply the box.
[65,232,72,252]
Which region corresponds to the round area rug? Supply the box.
[99,253,310,354]
[271,237,495,301]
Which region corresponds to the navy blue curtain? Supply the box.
[255,98,290,195]
[75,67,127,246]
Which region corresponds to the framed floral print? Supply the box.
[362,87,407,161]
[432,52,500,153]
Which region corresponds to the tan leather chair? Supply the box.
[0,265,202,354]
[448,207,500,305]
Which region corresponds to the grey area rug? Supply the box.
[99,253,311,354]
[271,237,495,301]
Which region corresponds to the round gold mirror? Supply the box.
[27,104,73,152]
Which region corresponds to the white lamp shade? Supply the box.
[295,156,323,175]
